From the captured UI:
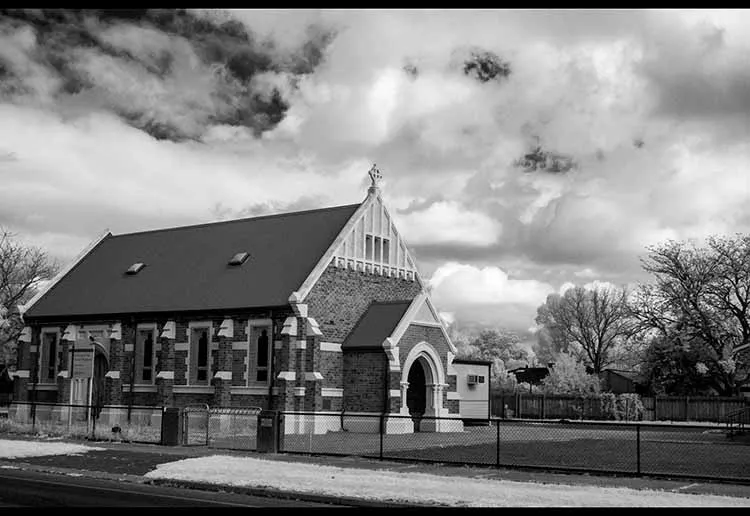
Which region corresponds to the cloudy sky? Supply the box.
[1,9,749,346]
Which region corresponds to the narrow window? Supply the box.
[197,330,209,383]
[374,237,382,263]
[382,238,390,265]
[143,333,153,382]
[44,333,57,381]
[365,234,373,262]
[256,329,269,382]
[136,328,156,384]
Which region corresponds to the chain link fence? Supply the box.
[182,405,262,450]
[0,401,164,443]
[207,407,262,450]
[3,401,746,483]
[182,404,210,446]
[277,412,750,483]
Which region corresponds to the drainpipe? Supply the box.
[382,349,389,433]
[128,317,135,423]
[267,310,274,411]
[487,362,492,420]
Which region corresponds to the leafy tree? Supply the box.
[534,284,635,374]
[533,313,571,366]
[454,329,530,388]
[632,235,750,395]
[467,329,529,364]
[0,229,58,366]
[541,352,601,396]
[640,335,715,395]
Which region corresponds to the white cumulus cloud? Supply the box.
[396,202,501,247]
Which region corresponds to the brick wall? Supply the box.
[319,351,343,388]
[21,309,294,409]
[306,265,421,343]
[343,350,388,412]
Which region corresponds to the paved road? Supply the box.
[0,468,341,507]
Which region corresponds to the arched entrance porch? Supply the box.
[399,342,448,432]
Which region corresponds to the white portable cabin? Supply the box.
[453,358,492,421]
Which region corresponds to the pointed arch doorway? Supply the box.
[406,357,428,431]
[400,341,446,432]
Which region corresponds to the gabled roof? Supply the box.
[24,204,359,318]
[602,369,642,383]
[343,301,412,350]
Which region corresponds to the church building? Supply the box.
[14,167,464,433]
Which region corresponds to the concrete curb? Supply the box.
[146,477,432,507]
[0,459,430,507]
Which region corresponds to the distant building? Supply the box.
[600,369,646,395]
[451,358,492,421]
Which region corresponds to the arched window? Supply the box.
[247,321,272,386]
[256,329,269,382]
[189,324,212,385]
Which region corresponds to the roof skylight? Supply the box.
[126,262,145,275]
[229,252,249,266]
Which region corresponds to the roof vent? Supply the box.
[126,262,145,275]
[229,252,249,266]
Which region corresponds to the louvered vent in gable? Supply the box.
[330,196,418,281]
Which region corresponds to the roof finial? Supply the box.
[368,163,382,194]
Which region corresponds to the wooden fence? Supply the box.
[641,396,750,422]
[491,392,750,422]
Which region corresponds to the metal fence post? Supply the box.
[379,413,384,460]
[636,423,641,476]
[496,419,501,468]
[205,406,210,446]
[91,404,96,440]
[517,392,521,419]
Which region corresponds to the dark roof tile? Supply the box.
[25,204,359,318]
[343,300,412,349]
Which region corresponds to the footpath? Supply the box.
[0,435,749,506]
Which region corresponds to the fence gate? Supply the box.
[182,404,210,446]
[207,407,263,450]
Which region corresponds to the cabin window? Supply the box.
[467,374,485,385]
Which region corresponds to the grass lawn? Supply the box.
[281,422,750,481]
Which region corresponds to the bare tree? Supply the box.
[535,284,635,374]
[0,228,58,366]
[632,235,750,395]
